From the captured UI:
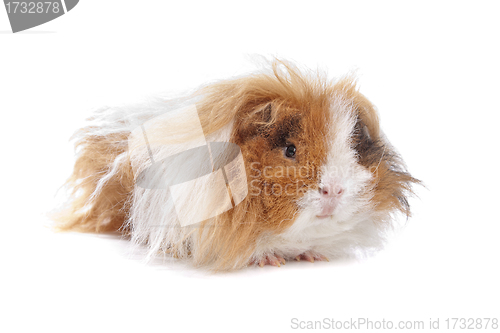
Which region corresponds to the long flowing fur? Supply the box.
[55,60,419,271]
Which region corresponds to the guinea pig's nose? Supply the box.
[319,184,344,197]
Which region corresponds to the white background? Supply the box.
[1,1,499,332]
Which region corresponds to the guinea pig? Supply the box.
[54,60,419,271]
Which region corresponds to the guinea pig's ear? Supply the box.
[235,102,275,141]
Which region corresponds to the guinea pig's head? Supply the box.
[196,61,418,268]
[227,65,416,230]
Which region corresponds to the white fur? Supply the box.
[127,118,235,261]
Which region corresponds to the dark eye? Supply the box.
[285,144,296,158]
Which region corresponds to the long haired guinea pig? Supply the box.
[55,60,419,271]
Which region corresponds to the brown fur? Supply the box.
[54,131,134,233]
[55,60,419,270]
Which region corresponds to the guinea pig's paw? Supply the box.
[294,251,329,263]
[250,253,286,268]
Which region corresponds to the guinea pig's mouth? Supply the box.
[315,201,339,219]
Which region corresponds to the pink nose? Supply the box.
[319,184,344,197]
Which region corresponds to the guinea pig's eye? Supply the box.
[284,144,297,158]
